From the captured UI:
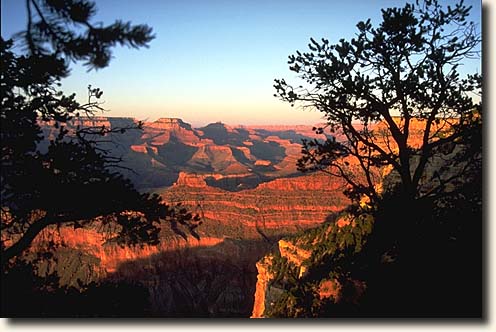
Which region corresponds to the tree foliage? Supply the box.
[1,0,200,265]
[266,0,482,317]
[275,0,481,204]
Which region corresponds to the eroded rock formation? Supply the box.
[160,171,349,240]
[250,213,370,318]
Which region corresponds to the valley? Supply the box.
[26,116,350,316]
[23,115,470,317]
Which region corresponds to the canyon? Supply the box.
[14,115,479,317]
[24,117,350,316]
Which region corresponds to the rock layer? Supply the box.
[160,171,349,240]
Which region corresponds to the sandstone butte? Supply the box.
[142,118,202,145]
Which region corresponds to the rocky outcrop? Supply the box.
[248,117,472,317]
[251,255,277,318]
[145,118,191,130]
[250,238,314,318]
[257,172,344,191]
[39,117,138,144]
[254,160,271,166]
[116,237,272,317]
[33,116,386,316]
[174,172,208,188]
[141,118,200,145]
[278,239,312,277]
[130,144,158,154]
[187,144,249,173]
[250,212,372,318]
[29,115,478,317]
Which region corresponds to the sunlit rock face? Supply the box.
[251,255,277,318]
[250,214,369,318]
[160,171,349,240]
[37,116,453,192]
[142,118,201,145]
[25,114,479,317]
[30,225,224,274]
[174,171,208,188]
[251,238,315,318]
[250,241,304,318]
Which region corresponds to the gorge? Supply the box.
[20,116,351,317]
[7,115,481,317]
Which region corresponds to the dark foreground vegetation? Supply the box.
[263,0,482,318]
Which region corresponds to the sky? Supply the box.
[1,0,482,127]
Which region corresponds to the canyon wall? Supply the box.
[160,171,349,239]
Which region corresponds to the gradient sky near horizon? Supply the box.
[1,0,482,127]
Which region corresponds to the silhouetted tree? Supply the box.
[1,0,200,265]
[266,0,482,318]
[275,0,481,204]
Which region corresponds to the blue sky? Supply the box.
[1,0,482,126]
